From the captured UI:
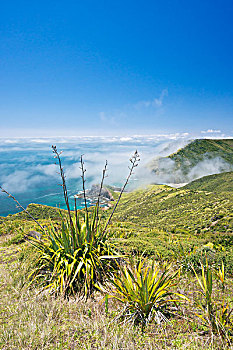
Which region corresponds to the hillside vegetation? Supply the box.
[168,139,233,169]
[184,171,233,192]
[1,177,233,270]
[148,139,233,183]
[113,184,233,235]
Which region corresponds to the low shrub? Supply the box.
[3,232,25,246]
[180,249,233,276]
[30,209,120,298]
[193,260,233,342]
[104,258,187,328]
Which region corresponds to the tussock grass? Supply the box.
[0,241,232,350]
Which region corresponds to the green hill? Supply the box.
[183,171,233,192]
[113,184,233,235]
[1,176,233,239]
[1,170,233,264]
[110,181,233,264]
[148,138,233,183]
[168,138,233,168]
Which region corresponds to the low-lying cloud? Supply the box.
[201,129,221,134]
[149,155,233,185]
[0,135,232,198]
[1,170,48,193]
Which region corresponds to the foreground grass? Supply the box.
[0,235,232,349]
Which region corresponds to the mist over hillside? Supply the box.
[148,139,233,185]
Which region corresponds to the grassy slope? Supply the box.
[169,139,233,167]
[110,182,233,267]
[0,203,67,237]
[149,138,233,175]
[0,203,66,222]
[0,180,233,254]
[183,171,233,192]
[0,175,233,348]
[113,184,233,235]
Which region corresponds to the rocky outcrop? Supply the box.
[87,184,114,201]
[25,230,42,241]
[75,184,115,204]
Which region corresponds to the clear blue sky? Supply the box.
[0,0,233,137]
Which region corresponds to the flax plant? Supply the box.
[217,261,225,292]
[192,260,216,333]
[1,146,140,298]
[29,209,119,298]
[104,258,187,328]
[29,149,139,298]
[192,260,233,343]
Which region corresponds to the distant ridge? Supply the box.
[183,171,233,193]
[167,139,233,167]
[148,138,233,184]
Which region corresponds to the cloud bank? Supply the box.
[0,134,232,200]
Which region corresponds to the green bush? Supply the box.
[4,232,25,246]
[104,258,186,328]
[30,209,120,298]
[180,248,233,275]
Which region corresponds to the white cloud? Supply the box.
[35,164,57,176]
[99,112,118,126]
[153,89,168,107]
[201,129,221,134]
[186,157,232,181]
[0,170,47,193]
[2,139,18,144]
[30,138,51,143]
[120,137,133,142]
[134,89,168,109]
[147,154,233,186]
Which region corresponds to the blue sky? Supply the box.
[0,0,233,137]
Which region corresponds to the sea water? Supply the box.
[0,135,186,216]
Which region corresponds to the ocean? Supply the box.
[0,135,189,216]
